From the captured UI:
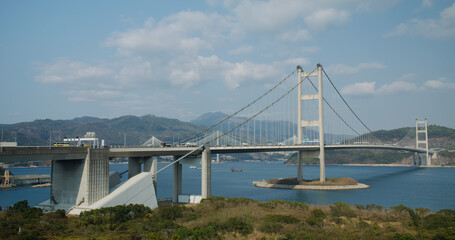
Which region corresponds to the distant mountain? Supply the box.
[190,112,229,126]
[0,115,203,146]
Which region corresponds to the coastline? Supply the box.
[286,163,455,168]
[253,180,370,190]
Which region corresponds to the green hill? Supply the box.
[285,125,455,165]
[0,115,203,146]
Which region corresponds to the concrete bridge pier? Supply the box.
[172,156,182,203]
[297,151,304,181]
[144,157,158,195]
[128,157,142,179]
[129,157,158,192]
[44,148,109,210]
[201,147,211,199]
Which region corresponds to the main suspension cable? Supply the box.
[321,67,383,143]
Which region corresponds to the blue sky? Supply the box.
[1,0,454,130]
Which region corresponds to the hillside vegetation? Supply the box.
[0,115,203,146]
[1,198,454,239]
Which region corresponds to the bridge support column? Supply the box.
[201,147,211,199]
[128,157,142,179]
[74,148,109,207]
[297,151,304,181]
[144,157,158,195]
[172,156,182,203]
[297,64,325,183]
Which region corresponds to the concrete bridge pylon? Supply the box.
[416,119,430,166]
[297,64,325,182]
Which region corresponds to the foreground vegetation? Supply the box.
[1,198,454,240]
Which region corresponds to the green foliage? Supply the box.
[423,209,455,230]
[80,204,152,225]
[156,205,187,221]
[330,202,357,218]
[259,221,283,233]
[209,216,253,236]
[173,226,217,239]
[2,199,455,240]
[9,200,43,219]
[264,214,300,224]
[389,232,416,240]
[259,199,308,209]
[306,209,325,227]
[366,204,384,211]
[391,204,413,216]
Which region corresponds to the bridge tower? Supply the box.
[297,64,325,182]
[416,119,430,166]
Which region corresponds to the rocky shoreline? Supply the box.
[253,180,370,190]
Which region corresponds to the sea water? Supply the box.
[1,162,454,211]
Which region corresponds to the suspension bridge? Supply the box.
[0,64,433,213]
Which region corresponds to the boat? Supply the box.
[231,166,243,172]
[189,166,197,169]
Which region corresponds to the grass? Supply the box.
[266,177,358,186]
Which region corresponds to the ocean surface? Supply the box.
[1,162,454,211]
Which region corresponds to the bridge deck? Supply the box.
[0,145,429,162]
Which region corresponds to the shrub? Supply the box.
[389,232,416,240]
[210,217,253,236]
[366,204,384,211]
[306,209,325,227]
[259,221,283,234]
[80,204,152,225]
[173,226,217,239]
[259,199,308,209]
[423,209,455,230]
[391,205,413,217]
[156,205,186,221]
[330,202,357,218]
[264,214,299,224]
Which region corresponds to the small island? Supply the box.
[253,177,370,190]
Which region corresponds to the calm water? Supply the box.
[1,162,454,211]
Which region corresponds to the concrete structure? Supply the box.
[297,64,325,182]
[416,119,430,166]
[68,171,158,215]
[37,148,109,211]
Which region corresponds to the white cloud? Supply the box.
[341,77,455,96]
[223,61,279,90]
[424,77,455,89]
[341,82,376,96]
[377,81,418,94]
[278,29,312,42]
[67,90,123,102]
[301,46,320,53]
[35,59,112,84]
[228,45,254,55]
[232,0,305,34]
[106,11,232,57]
[304,8,350,31]
[328,62,386,75]
[387,2,455,38]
